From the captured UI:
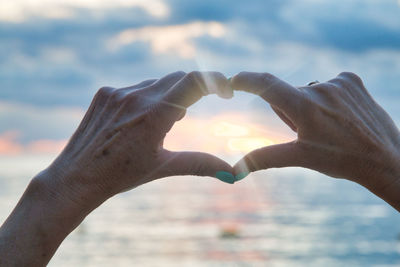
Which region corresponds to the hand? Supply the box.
[231,71,400,211]
[40,71,234,208]
[0,71,236,266]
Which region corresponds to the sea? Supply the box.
[0,155,399,266]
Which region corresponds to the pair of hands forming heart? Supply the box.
[3,70,400,267]
[38,70,400,214]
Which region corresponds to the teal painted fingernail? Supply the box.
[235,172,250,182]
[227,76,232,81]
[215,171,235,184]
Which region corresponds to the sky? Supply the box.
[1,0,400,162]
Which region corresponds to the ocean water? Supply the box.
[0,155,399,266]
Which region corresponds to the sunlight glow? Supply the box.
[164,112,293,161]
[228,137,274,152]
[109,21,226,58]
[213,122,249,137]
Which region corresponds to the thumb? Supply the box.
[158,150,236,184]
[233,141,305,177]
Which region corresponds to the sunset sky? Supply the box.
[1,0,400,162]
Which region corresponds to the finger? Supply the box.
[154,71,233,128]
[336,72,365,88]
[148,71,187,93]
[157,150,236,184]
[121,71,186,94]
[119,79,157,92]
[233,141,305,175]
[163,71,233,110]
[230,71,303,119]
[327,72,373,101]
[271,105,297,132]
[75,86,115,135]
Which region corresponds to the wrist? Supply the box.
[27,174,88,235]
[33,165,109,220]
[0,170,100,266]
[363,149,400,211]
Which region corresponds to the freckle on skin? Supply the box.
[102,149,109,156]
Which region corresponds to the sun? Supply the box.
[212,121,274,153]
[164,114,284,157]
[213,122,249,137]
[228,137,274,152]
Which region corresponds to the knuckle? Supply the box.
[310,83,345,107]
[173,70,186,77]
[134,79,157,89]
[183,71,202,85]
[237,71,251,78]
[231,71,252,84]
[186,70,201,79]
[339,71,359,80]
[313,83,338,94]
[122,92,139,104]
[335,72,370,98]
[326,78,349,92]
[96,86,114,99]
[260,72,274,79]
[231,72,246,84]
[338,72,363,86]
[210,71,224,78]
[109,89,124,103]
[260,72,277,83]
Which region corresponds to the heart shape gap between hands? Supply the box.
[164,100,295,183]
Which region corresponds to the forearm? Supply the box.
[0,170,103,266]
[378,178,400,212]
[361,149,400,212]
[367,167,400,212]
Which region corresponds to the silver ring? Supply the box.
[307,80,319,86]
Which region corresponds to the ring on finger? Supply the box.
[307,80,319,86]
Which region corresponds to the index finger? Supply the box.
[162,71,233,110]
[153,71,233,134]
[230,71,303,118]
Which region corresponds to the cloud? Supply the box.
[276,0,400,52]
[168,0,400,52]
[108,21,226,58]
[0,0,400,152]
[1,0,399,108]
[26,139,67,154]
[0,131,23,155]
[0,130,66,155]
[0,0,169,23]
[0,101,84,142]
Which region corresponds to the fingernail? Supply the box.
[227,76,232,81]
[215,171,235,184]
[235,172,250,182]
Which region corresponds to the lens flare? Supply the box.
[228,137,274,152]
[213,122,249,137]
